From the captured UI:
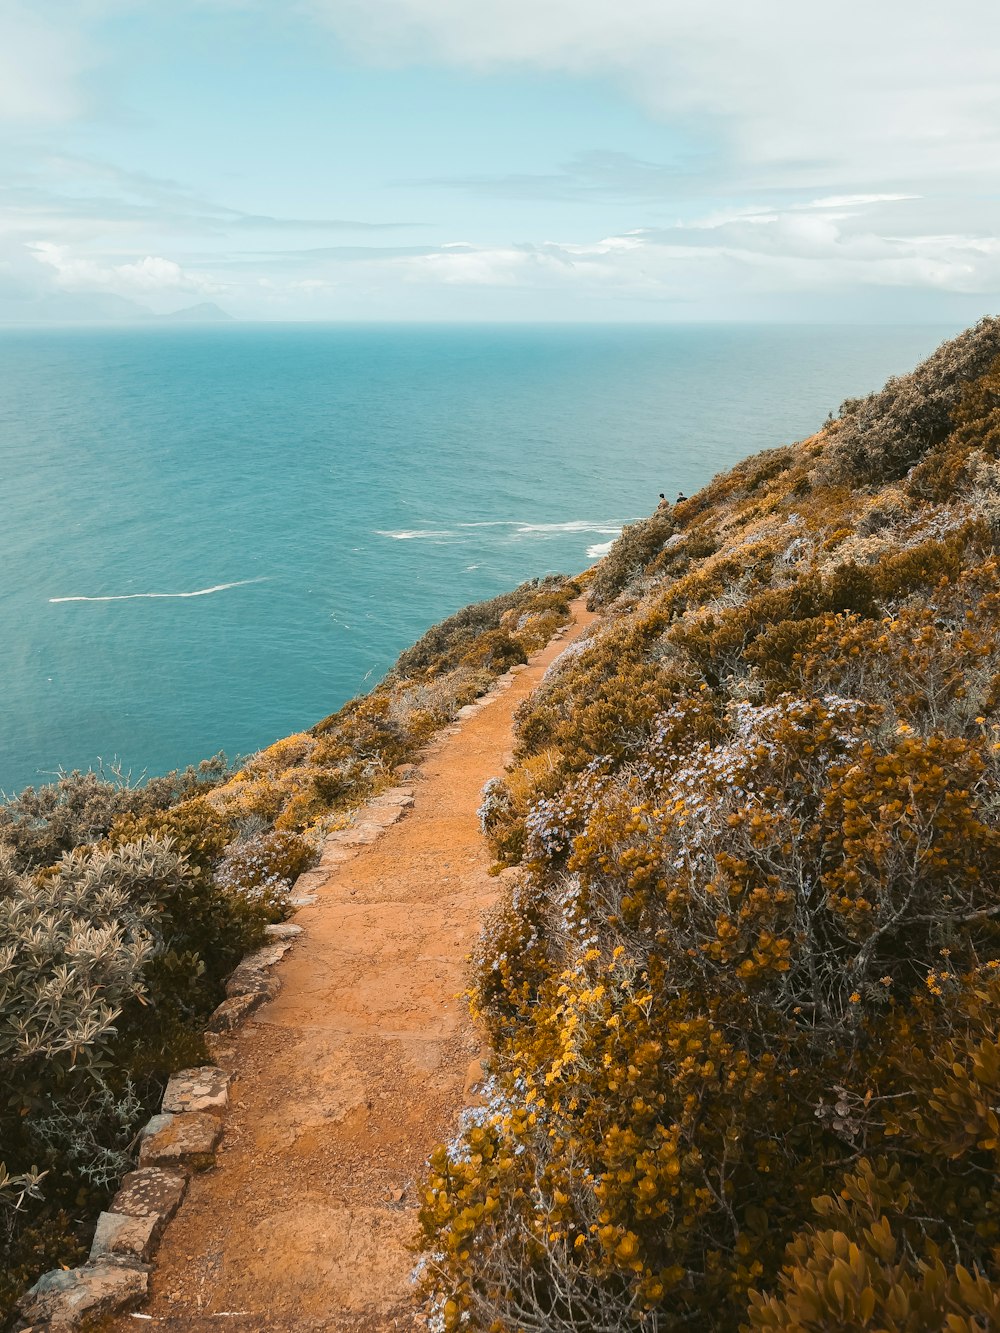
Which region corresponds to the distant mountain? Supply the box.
[161,302,234,323]
[0,293,235,325]
[0,291,154,323]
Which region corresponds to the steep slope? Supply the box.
[420,319,1000,1332]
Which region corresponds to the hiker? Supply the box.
[675,491,688,504]
[656,492,670,511]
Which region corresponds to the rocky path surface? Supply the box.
[113,599,594,1332]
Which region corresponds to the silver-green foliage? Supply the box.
[0,839,188,1067]
[0,836,190,1233]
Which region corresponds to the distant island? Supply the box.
[0,294,235,325]
[159,302,234,323]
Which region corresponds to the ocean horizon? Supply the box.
[1,321,961,795]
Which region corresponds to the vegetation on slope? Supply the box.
[419,318,1000,1331]
[0,575,577,1320]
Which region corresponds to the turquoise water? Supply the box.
[0,323,957,794]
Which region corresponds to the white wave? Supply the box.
[456,520,525,528]
[49,577,267,604]
[376,528,456,540]
[376,518,631,545]
[458,519,628,535]
[586,539,616,558]
[517,521,624,536]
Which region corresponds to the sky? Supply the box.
[2,0,999,322]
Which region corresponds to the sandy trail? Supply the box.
[116,599,594,1332]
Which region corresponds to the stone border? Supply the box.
[13,662,545,1328]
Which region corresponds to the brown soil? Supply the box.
[114,598,595,1332]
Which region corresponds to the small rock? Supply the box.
[89,1211,161,1263]
[138,1112,222,1172]
[207,991,267,1032]
[510,664,528,673]
[110,1167,188,1222]
[16,1261,148,1327]
[318,846,351,869]
[289,893,316,907]
[245,941,293,969]
[162,1066,231,1115]
[224,965,280,1002]
[264,922,303,939]
[327,824,381,845]
[371,786,415,806]
[203,1035,236,1062]
[394,763,418,779]
[363,805,402,827]
[463,1058,489,1107]
[293,869,328,893]
[456,704,480,719]
[224,942,291,1001]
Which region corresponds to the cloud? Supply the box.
[0,1,99,123]
[0,154,421,244]
[378,199,1000,303]
[303,0,1000,189]
[409,150,703,202]
[2,1,996,319]
[28,241,220,296]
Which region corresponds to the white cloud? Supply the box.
[378,203,1000,303]
[802,195,921,211]
[303,0,1000,189]
[29,241,220,296]
[2,0,997,318]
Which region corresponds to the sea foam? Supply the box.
[49,577,267,604]
[377,520,628,543]
[586,539,617,558]
[375,529,456,540]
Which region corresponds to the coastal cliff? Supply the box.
[418,317,1000,1331]
[3,318,1000,1328]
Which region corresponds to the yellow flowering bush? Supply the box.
[420,323,1000,1330]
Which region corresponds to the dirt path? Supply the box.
[116,599,595,1332]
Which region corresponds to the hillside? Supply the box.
[4,318,1000,1330]
[418,318,1000,1331]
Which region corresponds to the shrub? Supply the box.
[0,756,228,872]
[817,318,1000,486]
[393,577,573,678]
[419,328,1000,1330]
[0,837,186,1314]
[0,841,160,1072]
[747,1159,1000,1332]
[459,628,528,673]
[215,829,315,901]
[587,512,676,607]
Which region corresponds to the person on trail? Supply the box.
[675,491,688,504]
[657,492,670,511]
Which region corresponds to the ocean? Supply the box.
[0,322,958,794]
